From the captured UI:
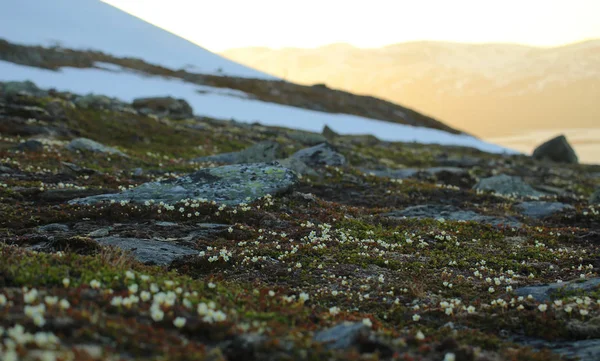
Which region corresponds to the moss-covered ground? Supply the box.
[1,88,600,360]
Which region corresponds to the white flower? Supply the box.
[415,331,425,340]
[467,305,476,314]
[412,314,421,322]
[444,352,456,361]
[538,304,548,312]
[151,306,164,322]
[126,271,136,280]
[62,278,70,287]
[565,306,573,313]
[299,292,309,303]
[59,299,70,309]
[268,290,275,297]
[90,280,101,289]
[362,318,373,327]
[329,306,340,316]
[140,291,152,302]
[128,284,139,294]
[488,287,495,293]
[0,294,7,306]
[44,296,59,306]
[580,309,589,316]
[173,317,186,328]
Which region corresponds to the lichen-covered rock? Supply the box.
[516,201,574,219]
[274,157,318,177]
[473,174,545,198]
[532,135,578,164]
[313,322,370,350]
[290,143,345,167]
[192,141,284,165]
[515,278,600,302]
[385,204,522,228]
[132,96,193,119]
[66,137,128,157]
[69,163,298,206]
[74,94,129,111]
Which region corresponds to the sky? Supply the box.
[102,0,600,52]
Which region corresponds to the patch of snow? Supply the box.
[0,0,276,79]
[0,60,514,154]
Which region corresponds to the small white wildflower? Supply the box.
[538,304,548,312]
[362,318,373,327]
[412,314,421,322]
[173,317,187,328]
[444,352,456,361]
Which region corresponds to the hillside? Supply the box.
[221,41,600,158]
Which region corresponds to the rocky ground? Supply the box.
[1,81,600,361]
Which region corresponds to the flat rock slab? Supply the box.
[515,277,600,302]
[95,237,197,265]
[511,337,600,361]
[69,163,298,206]
[313,322,370,350]
[473,174,545,198]
[362,167,467,179]
[384,204,522,228]
[516,201,574,219]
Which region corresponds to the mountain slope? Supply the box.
[221,41,600,138]
[0,0,275,79]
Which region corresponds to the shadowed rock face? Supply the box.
[69,163,298,206]
[532,135,578,164]
[290,143,346,167]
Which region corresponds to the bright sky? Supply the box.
[102,0,600,52]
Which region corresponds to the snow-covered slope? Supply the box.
[0,0,275,79]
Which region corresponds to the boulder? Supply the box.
[66,138,128,157]
[74,94,128,111]
[192,141,284,165]
[515,278,600,302]
[532,135,578,164]
[290,143,346,167]
[322,125,339,140]
[286,131,327,146]
[0,80,46,97]
[94,237,196,265]
[314,322,370,350]
[69,163,298,206]
[15,139,44,152]
[473,174,545,198]
[132,96,193,119]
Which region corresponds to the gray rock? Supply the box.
[473,174,545,198]
[132,96,193,120]
[436,156,482,168]
[516,201,574,219]
[291,143,345,167]
[95,237,196,265]
[88,228,112,237]
[515,277,600,302]
[384,204,522,228]
[363,167,466,180]
[286,131,327,146]
[69,163,298,206]
[156,221,179,227]
[532,135,578,164]
[37,223,69,232]
[66,138,128,157]
[15,139,44,152]
[192,141,284,165]
[591,188,600,204]
[341,134,380,146]
[0,81,46,97]
[275,157,318,177]
[74,94,128,111]
[313,322,370,350]
[322,125,339,139]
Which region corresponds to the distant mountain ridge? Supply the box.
[221,40,600,138]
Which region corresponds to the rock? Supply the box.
[69,163,298,206]
[290,143,345,167]
[74,94,128,111]
[436,155,482,168]
[37,223,69,232]
[0,81,46,97]
[384,204,522,228]
[44,100,66,119]
[132,96,193,120]
[39,189,106,202]
[532,135,578,164]
[274,157,318,177]
[322,125,339,140]
[313,322,370,350]
[364,167,466,179]
[88,228,112,237]
[341,134,380,146]
[591,188,600,204]
[94,237,197,265]
[192,141,284,165]
[516,201,574,219]
[514,277,600,302]
[66,138,128,157]
[473,174,545,198]
[15,139,44,152]
[286,131,327,146]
